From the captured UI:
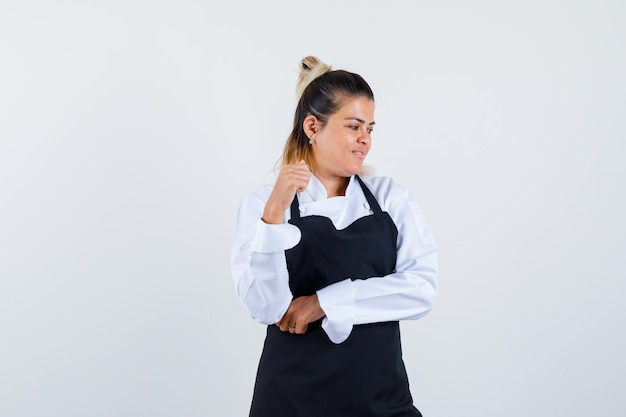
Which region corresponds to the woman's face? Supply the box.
[311,96,375,180]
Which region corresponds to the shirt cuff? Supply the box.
[317,279,355,344]
[251,219,301,253]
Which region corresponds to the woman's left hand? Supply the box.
[276,294,325,335]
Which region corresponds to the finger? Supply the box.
[277,311,293,332]
[290,170,311,192]
[278,320,290,332]
[277,171,309,193]
[287,163,310,177]
[279,309,297,334]
[295,322,308,335]
[280,317,295,333]
[286,170,310,185]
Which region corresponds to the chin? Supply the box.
[340,162,364,177]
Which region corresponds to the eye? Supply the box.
[367,128,374,134]
[348,125,359,130]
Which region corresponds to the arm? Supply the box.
[230,189,299,324]
[317,184,438,344]
[231,162,312,325]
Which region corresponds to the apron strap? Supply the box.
[355,175,383,215]
[290,194,301,221]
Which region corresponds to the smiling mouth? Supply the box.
[352,150,365,159]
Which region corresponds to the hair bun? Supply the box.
[296,56,332,99]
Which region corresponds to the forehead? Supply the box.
[334,96,375,120]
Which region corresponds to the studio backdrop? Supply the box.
[1,1,624,416]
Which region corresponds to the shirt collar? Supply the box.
[298,174,357,202]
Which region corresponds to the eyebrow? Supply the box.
[344,117,376,125]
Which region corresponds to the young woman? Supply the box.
[231,56,438,417]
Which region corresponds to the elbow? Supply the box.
[238,291,288,325]
[233,273,285,325]
[420,285,437,317]
[407,276,438,320]
[247,307,283,326]
[415,264,438,314]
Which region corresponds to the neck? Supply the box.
[317,175,351,197]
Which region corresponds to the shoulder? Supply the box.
[238,182,275,212]
[358,175,411,208]
[358,176,433,236]
[247,183,274,200]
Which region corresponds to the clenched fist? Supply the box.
[262,160,311,224]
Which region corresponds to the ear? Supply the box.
[303,115,320,140]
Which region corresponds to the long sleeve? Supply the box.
[317,180,438,343]
[230,186,300,325]
[231,176,438,344]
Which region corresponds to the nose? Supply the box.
[359,128,371,144]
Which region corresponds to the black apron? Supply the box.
[249,176,421,417]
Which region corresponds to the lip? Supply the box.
[352,149,366,159]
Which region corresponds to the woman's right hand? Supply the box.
[262,160,311,224]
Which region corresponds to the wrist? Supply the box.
[262,206,285,224]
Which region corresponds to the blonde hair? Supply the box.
[280,56,374,172]
[295,56,333,100]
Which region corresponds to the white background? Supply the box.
[1,1,625,416]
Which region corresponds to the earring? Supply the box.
[308,138,313,145]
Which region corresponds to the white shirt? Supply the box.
[231,174,438,344]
